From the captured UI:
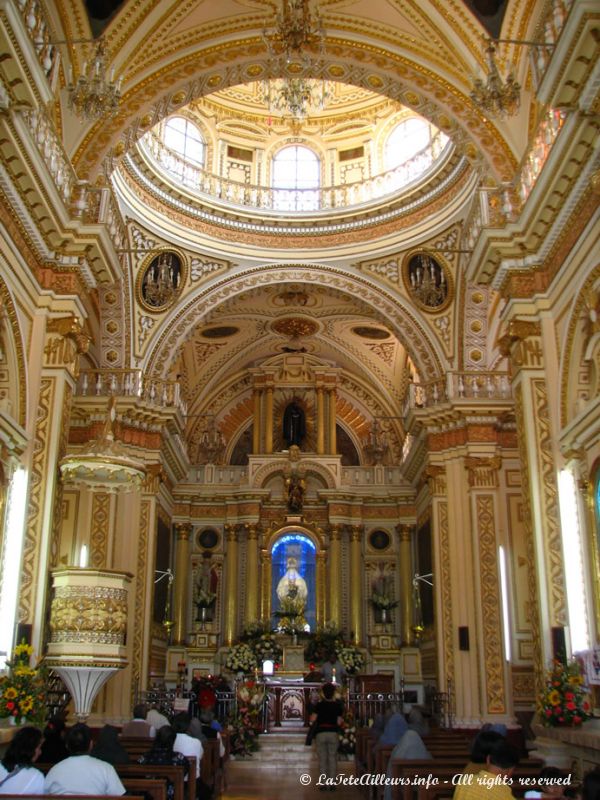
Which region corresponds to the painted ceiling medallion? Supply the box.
[272,317,319,338]
[352,326,390,340]
[200,326,240,339]
[137,250,185,313]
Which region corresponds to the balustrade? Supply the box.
[76,369,186,414]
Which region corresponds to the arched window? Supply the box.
[272,145,320,211]
[163,117,205,166]
[383,117,446,189]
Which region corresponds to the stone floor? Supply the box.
[221,731,364,799]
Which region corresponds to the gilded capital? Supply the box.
[465,456,502,488]
[329,524,343,541]
[498,319,542,357]
[174,522,192,540]
[396,523,413,542]
[350,525,363,542]
[224,524,237,542]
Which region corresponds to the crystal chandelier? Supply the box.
[264,0,325,61]
[470,41,520,118]
[68,40,121,120]
[262,77,329,120]
[142,252,177,309]
[409,254,447,308]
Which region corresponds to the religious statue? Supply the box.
[276,556,309,632]
[283,401,305,448]
[285,474,305,513]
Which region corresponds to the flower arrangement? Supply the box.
[336,646,365,675]
[0,641,48,724]
[539,658,591,727]
[338,709,357,755]
[371,592,399,610]
[225,679,265,757]
[304,622,343,664]
[252,634,283,665]
[224,643,258,674]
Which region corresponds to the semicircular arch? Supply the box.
[143,263,446,384]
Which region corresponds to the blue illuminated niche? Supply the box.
[271,533,316,632]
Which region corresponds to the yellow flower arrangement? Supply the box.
[539,658,591,727]
[0,640,47,724]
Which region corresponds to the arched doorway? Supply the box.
[271,532,317,632]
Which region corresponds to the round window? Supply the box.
[369,530,390,550]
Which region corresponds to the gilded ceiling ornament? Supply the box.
[272,317,318,338]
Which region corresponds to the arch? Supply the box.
[73,42,517,184]
[251,459,337,491]
[0,274,27,429]
[143,264,446,384]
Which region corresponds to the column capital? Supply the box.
[464,456,502,488]
[424,464,446,496]
[245,523,260,540]
[498,319,542,365]
[224,524,238,542]
[396,523,414,541]
[44,315,91,376]
[350,524,364,541]
[174,522,192,540]
[328,523,343,541]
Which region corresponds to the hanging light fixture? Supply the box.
[408,253,447,308]
[364,419,388,466]
[262,77,330,120]
[68,39,121,120]
[264,0,325,61]
[470,40,521,118]
[197,419,226,465]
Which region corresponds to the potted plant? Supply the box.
[371,592,399,624]
[539,658,592,727]
[195,588,216,627]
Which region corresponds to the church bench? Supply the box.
[116,759,196,800]
[121,776,168,800]
[355,727,370,776]
[119,735,156,757]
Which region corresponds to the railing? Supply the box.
[403,371,511,414]
[341,466,404,485]
[17,0,61,85]
[76,369,187,416]
[20,107,77,207]
[140,129,450,213]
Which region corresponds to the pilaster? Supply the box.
[172,522,192,646]
[224,524,239,645]
[328,524,343,627]
[349,525,364,645]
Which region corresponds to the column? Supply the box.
[172,523,192,645]
[349,526,364,645]
[328,389,337,454]
[253,388,261,454]
[19,314,88,657]
[260,548,272,621]
[499,320,566,688]
[328,524,343,626]
[265,386,274,454]
[316,550,327,627]
[316,387,325,455]
[245,524,260,625]
[224,524,239,645]
[397,524,414,646]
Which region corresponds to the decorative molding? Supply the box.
[465,456,502,488]
[90,493,111,569]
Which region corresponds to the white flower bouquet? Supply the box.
[337,646,365,675]
[224,643,258,674]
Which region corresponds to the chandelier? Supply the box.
[470,40,520,118]
[68,40,121,120]
[409,254,447,308]
[264,0,325,61]
[142,252,178,309]
[262,77,329,120]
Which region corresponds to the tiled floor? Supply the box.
[221,732,364,799]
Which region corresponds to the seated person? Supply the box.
[407,706,429,737]
[45,723,126,796]
[384,730,432,800]
[172,713,203,779]
[455,740,519,800]
[39,716,69,764]
[147,703,170,731]
[199,710,225,758]
[374,709,408,751]
[524,766,567,799]
[90,724,130,765]
[0,726,45,795]
[139,726,189,800]
[462,728,505,775]
[122,703,156,737]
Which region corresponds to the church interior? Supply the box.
[0,0,599,777]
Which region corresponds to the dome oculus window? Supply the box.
[272,145,320,211]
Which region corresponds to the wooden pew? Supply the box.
[117,759,196,800]
[120,735,155,758]
[122,777,168,800]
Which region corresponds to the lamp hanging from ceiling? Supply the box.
[68,39,121,120]
[262,77,330,120]
[470,40,520,118]
[264,0,325,61]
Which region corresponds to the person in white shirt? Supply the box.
[0,726,45,795]
[147,704,170,731]
[172,713,203,779]
[44,723,126,796]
